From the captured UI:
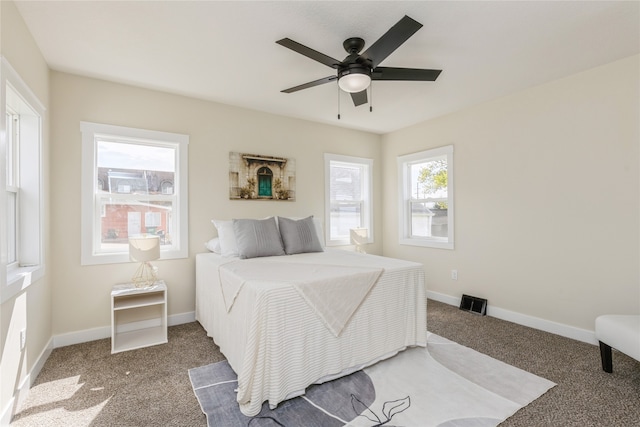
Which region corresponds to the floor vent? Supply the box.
[459,294,487,315]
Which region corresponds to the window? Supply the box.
[1,57,45,302]
[80,122,188,265]
[6,106,18,266]
[398,145,454,249]
[324,153,373,246]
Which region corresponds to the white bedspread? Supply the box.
[219,260,383,336]
[195,249,426,416]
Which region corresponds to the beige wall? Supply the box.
[50,71,381,336]
[0,0,51,420]
[382,55,640,332]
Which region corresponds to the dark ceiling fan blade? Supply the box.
[372,67,442,81]
[281,75,337,93]
[350,90,368,106]
[276,38,341,69]
[359,15,423,68]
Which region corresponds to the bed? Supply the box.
[195,216,426,416]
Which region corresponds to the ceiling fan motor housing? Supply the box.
[338,63,372,80]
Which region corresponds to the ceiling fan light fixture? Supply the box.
[338,71,371,93]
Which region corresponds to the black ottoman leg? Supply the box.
[599,341,613,373]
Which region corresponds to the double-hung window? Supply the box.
[6,107,19,267]
[1,58,45,303]
[324,153,373,246]
[80,122,189,265]
[398,145,454,249]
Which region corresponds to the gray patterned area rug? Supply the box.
[188,333,555,427]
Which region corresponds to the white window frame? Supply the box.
[324,153,373,246]
[1,57,45,303]
[6,106,19,267]
[80,122,189,265]
[398,145,454,249]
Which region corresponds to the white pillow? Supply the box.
[204,237,221,254]
[312,217,325,247]
[211,219,238,257]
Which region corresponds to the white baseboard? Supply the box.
[1,337,53,426]
[426,290,460,307]
[1,399,13,427]
[426,290,597,345]
[53,311,196,348]
[168,311,196,327]
[53,325,111,348]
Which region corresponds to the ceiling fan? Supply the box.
[276,15,442,108]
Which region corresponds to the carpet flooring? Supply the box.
[10,300,640,426]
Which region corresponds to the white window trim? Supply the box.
[324,153,374,246]
[80,121,189,265]
[1,57,46,303]
[398,145,454,250]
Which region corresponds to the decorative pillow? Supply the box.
[276,216,325,247]
[211,220,238,257]
[204,237,221,254]
[233,217,285,259]
[278,216,324,255]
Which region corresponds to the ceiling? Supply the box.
[14,1,640,135]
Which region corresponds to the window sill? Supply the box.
[400,238,454,250]
[81,248,187,266]
[326,240,373,247]
[2,264,44,304]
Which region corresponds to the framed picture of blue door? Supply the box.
[228,152,296,201]
[257,167,273,197]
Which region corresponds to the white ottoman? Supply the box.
[595,315,640,373]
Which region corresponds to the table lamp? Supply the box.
[350,228,369,253]
[129,235,160,287]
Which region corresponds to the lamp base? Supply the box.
[355,245,367,254]
[132,262,159,288]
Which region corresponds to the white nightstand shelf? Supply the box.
[111,280,167,354]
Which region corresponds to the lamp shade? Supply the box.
[350,228,369,245]
[129,235,160,262]
[338,73,371,93]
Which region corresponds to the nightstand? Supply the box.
[111,280,168,354]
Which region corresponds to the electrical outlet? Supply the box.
[451,269,458,280]
[20,329,26,350]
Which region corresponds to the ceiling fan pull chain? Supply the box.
[337,85,341,120]
[370,83,373,113]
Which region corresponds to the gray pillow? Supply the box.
[278,216,324,255]
[232,217,285,259]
